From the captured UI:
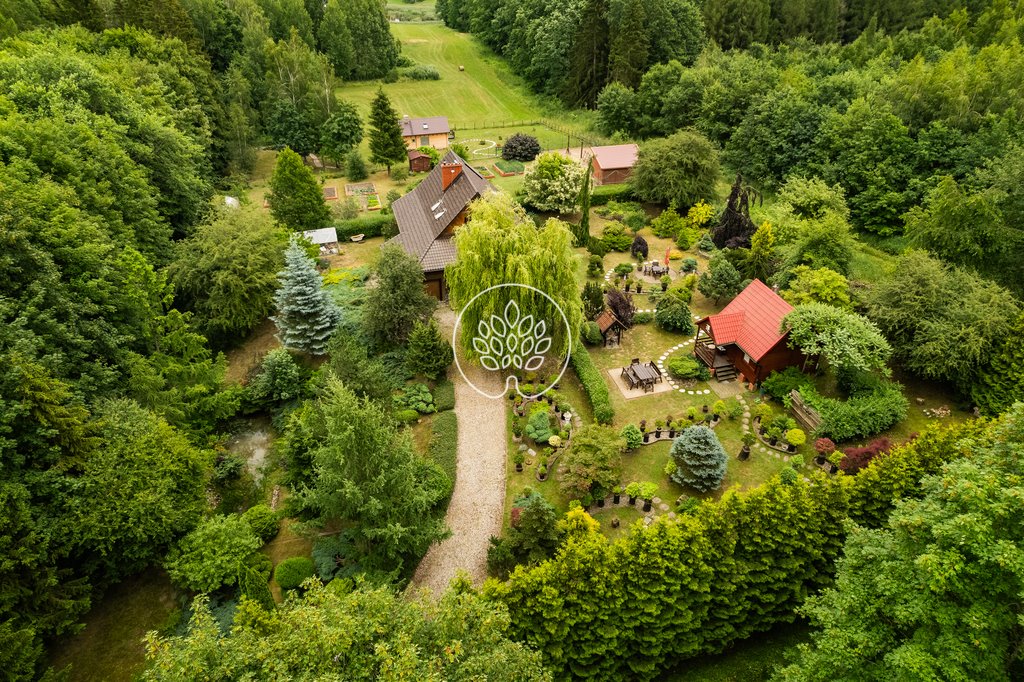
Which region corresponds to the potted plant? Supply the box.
[537,464,548,481]
[639,419,647,432]
[703,412,715,425]
[581,493,594,509]
[513,451,525,472]
[813,437,836,465]
[767,426,782,446]
[548,435,562,449]
[702,403,709,414]
[507,390,516,401]
[660,274,671,291]
[687,406,698,421]
[512,421,522,442]
[549,373,561,389]
[636,281,643,294]
[612,485,623,504]
[753,403,772,429]
[785,428,806,452]
[624,278,633,293]
[712,400,726,420]
[639,482,657,512]
[790,453,805,468]
[740,432,756,460]
[654,419,665,437]
[611,517,620,528]
[825,450,843,474]
[594,486,606,507]
[625,482,641,505]
[663,460,676,477]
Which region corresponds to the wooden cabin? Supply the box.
[590,144,638,185]
[694,279,806,385]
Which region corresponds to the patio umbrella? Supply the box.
[664,247,670,266]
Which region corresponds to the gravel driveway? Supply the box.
[412,310,507,594]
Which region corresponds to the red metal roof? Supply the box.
[700,279,793,362]
[590,144,639,170]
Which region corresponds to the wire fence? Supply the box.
[451,118,607,157]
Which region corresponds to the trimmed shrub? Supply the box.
[246,348,304,410]
[667,355,711,381]
[393,383,435,414]
[501,133,542,161]
[762,367,813,402]
[433,380,455,411]
[840,437,893,475]
[395,408,420,424]
[582,320,604,345]
[428,411,458,486]
[601,222,632,251]
[274,556,315,591]
[797,380,909,442]
[632,311,653,324]
[242,504,280,543]
[570,342,614,424]
[525,410,554,443]
[655,289,696,334]
[620,423,643,449]
[590,184,634,205]
[335,212,396,239]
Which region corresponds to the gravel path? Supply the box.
[412,310,507,594]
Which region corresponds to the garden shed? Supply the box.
[595,310,625,348]
[590,144,639,185]
[694,279,807,385]
[408,149,432,173]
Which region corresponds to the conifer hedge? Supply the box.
[569,342,613,424]
[483,420,985,680]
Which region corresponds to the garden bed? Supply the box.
[493,159,525,176]
[365,193,382,211]
[474,165,496,179]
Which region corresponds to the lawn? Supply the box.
[47,571,178,682]
[336,24,594,131]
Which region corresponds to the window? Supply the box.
[420,135,430,146]
[743,353,751,364]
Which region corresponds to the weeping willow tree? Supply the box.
[447,192,584,361]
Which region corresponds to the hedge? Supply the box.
[570,342,614,424]
[427,410,458,489]
[485,418,988,680]
[335,213,396,240]
[433,380,455,412]
[797,380,909,442]
[589,184,634,206]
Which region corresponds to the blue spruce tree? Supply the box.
[272,238,341,355]
[669,426,727,492]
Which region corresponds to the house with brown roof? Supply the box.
[388,150,494,299]
[694,279,807,385]
[401,115,451,151]
[590,144,639,185]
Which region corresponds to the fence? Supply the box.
[451,119,609,156]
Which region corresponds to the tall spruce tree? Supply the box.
[271,238,341,355]
[608,0,649,88]
[267,147,330,231]
[575,164,593,246]
[369,89,408,173]
[563,0,610,107]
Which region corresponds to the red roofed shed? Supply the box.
[694,279,806,385]
[590,144,639,186]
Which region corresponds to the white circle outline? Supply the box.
[451,283,573,400]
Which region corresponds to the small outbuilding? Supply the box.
[590,144,639,186]
[595,310,626,348]
[408,149,432,173]
[302,227,340,255]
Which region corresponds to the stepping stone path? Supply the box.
[657,341,714,396]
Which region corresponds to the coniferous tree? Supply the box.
[582,281,605,320]
[698,252,743,304]
[563,0,610,107]
[238,565,275,611]
[744,221,778,282]
[576,164,593,246]
[669,426,727,492]
[608,0,649,88]
[971,313,1024,416]
[369,89,408,173]
[406,320,454,380]
[346,0,400,78]
[267,147,330,231]
[271,238,341,355]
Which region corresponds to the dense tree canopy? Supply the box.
[631,129,719,208]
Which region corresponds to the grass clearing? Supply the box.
[47,571,178,682]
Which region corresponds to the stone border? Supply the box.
[656,331,714,396]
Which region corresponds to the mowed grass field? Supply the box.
[336,23,597,139]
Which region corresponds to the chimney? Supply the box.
[441,162,462,191]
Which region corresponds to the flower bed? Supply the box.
[365,193,382,211]
[474,165,496,179]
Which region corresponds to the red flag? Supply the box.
[664,248,670,266]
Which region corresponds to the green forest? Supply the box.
[2,0,1023,680]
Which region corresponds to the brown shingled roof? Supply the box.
[595,310,623,334]
[400,116,451,137]
[388,150,494,273]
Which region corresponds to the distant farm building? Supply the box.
[694,279,806,385]
[408,149,432,173]
[590,144,639,185]
[388,151,494,300]
[400,116,451,151]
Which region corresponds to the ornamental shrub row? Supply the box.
[570,342,614,424]
[485,418,986,680]
[335,212,396,239]
[427,411,458,491]
[590,184,634,206]
[433,380,455,412]
[797,380,909,442]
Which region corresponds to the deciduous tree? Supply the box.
[559,424,624,499]
[784,303,892,374]
[521,152,586,214]
[632,130,719,209]
[165,514,262,593]
[362,244,437,347]
[318,100,363,167]
[267,147,330,230]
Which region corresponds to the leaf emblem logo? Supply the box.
[472,300,552,372]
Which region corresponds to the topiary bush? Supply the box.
[667,355,711,381]
[242,504,280,543]
[274,556,315,591]
[620,423,643,450]
[582,320,604,345]
[501,133,541,161]
[669,426,727,492]
[601,222,632,252]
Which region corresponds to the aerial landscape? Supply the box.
[1,0,1023,679]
